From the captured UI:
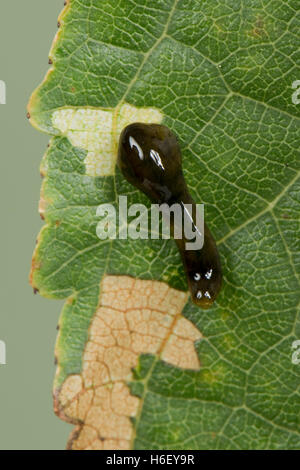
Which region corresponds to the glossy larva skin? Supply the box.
[118,122,222,308]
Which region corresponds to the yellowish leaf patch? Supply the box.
[52,103,163,176]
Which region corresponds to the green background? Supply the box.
[0,1,72,449]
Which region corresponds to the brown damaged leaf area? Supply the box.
[55,275,202,450]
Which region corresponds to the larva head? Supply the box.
[184,224,222,309]
[189,265,222,309]
[118,123,183,203]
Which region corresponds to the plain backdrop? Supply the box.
[0,1,72,449]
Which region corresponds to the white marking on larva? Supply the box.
[129,136,144,160]
[52,103,163,177]
[150,149,165,170]
[196,290,202,300]
[194,273,201,281]
[205,269,213,280]
[204,291,211,299]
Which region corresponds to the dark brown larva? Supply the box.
[117,123,222,309]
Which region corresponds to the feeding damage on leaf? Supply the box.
[54,275,201,450]
[52,104,163,176]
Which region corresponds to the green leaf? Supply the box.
[29,0,300,450]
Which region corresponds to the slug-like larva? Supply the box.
[117,123,222,308]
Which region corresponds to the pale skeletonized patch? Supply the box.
[55,275,201,450]
[38,195,46,220]
[52,103,163,176]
